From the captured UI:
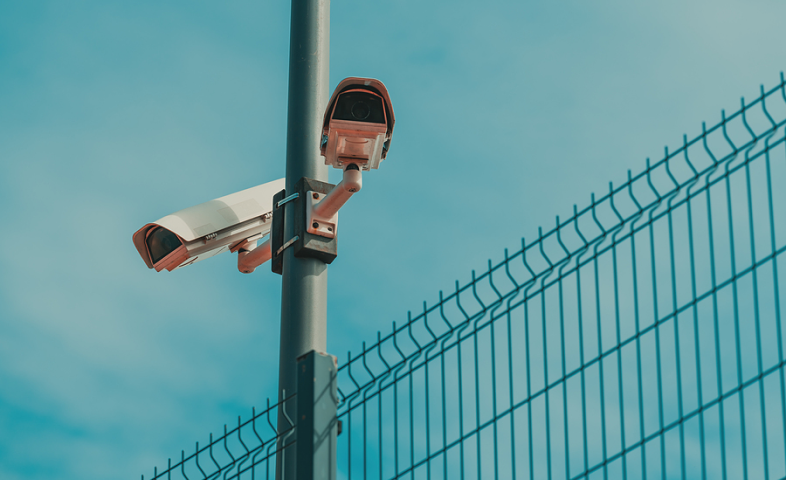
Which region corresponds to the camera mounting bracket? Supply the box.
[271,177,339,275]
[306,191,338,239]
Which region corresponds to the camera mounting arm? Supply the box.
[239,166,359,274]
[236,237,272,274]
[313,164,362,218]
[306,164,362,239]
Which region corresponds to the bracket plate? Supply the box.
[270,189,287,275]
[293,177,337,264]
[306,191,338,239]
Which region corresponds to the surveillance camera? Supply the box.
[320,77,395,171]
[132,178,285,272]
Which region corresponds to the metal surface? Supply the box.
[278,236,301,256]
[278,1,330,480]
[237,238,272,274]
[144,74,786,480]
[296,351,338,480]
[141,394,296,480]
[271,188,287,275]
[310,166,362,230]
[292,177,338,263]
[306,191,338,239]
[277,192,301,209]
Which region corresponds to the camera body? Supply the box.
[320,77,395,171]
[132,178,285,272]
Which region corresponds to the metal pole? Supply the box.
[277,1,330,479]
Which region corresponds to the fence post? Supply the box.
[296,350,338,480]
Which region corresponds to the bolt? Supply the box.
[312,192,319,199]
[312,222,319,229]
[348,188,356,193]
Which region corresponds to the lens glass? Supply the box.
[351,101,370,120]
[332,91,385,124]
[146,227,183,264]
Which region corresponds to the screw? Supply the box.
[312,192,319,199]
[312,222,319,229]
[327,227,333,232]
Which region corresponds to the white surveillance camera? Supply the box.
[132,178,285,273]
[320,77,395,171]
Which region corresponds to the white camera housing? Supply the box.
[132,178,285,272]
[321,77,395,171]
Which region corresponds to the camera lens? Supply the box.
[146,227,183,264]
[351,101,371,120]
[332,90,385,124]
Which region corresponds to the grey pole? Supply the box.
[277,0,330,479]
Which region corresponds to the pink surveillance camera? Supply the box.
[320,77,395,171]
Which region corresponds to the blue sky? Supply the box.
[0,1,784,478]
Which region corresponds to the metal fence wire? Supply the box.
[334,74,786,480]
[142,393,296,480]
[145,73,786,480]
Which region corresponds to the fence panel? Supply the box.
[142,394,296,480]
[334,74,786,480]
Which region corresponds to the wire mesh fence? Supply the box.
[144,73,786,480]
[334,74,786,480]
[142,393,296,480]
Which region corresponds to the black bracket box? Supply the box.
[271,177,338,275]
